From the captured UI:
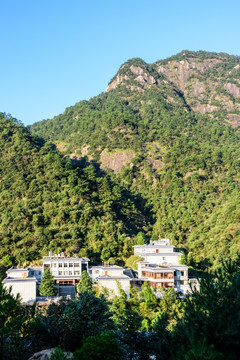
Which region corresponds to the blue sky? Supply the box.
[1,0,240,125]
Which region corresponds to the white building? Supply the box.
[89,265,131,297]
[42,253,89,286]
[138,262,189,293]
[134,239,190,294]
[133,239,182,265]
[3,268,38,303]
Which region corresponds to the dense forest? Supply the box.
[0,113,151,272]
[1,49,240,359]
[30,51,240,269]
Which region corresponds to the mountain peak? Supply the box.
[106,57,159,92]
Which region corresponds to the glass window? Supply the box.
[74,263,80,267]
[59,263,63,267]
[52,263,57,268]
[69,271,72,275]
[64,271,68,275]
[64,263,68,268]
[69,263,73,267]
[59,271,62,275]
[74,271,80,275]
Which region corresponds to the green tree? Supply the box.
[45,293,112,351]
[39,269,57,297]
[168,259,240,360]
[73,332,120,360]
[77,271,92,294]
[0,283,25,360]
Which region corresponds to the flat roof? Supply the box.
[90,265,123,270]
[140,264,188,271]
[42,257,89,262]
[98,275,130,280]
[133,245,174,248]
[141,252,182,256]
[53,276,80,279]
[7,268,28,272]
[142,267,175,272]
[3,277,37,283]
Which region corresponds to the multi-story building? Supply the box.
[133,238,182,265]
[42,252,89,286]
[134,239,190,294]
[138,262,189,293]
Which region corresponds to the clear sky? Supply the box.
[1,0,240,126]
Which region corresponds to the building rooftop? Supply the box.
[90,265,123,270]
[133,244,174,248]
[3,277,37,283]
[138,252,182,256]
[139,263,188,271]
[98,275,130,280]
[6,268,28,272]
[42,257,89,261]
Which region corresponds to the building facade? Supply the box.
[135,239,190,294]
[42,253,89,286]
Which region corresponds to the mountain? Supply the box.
[28,51,240,267]
[0,113,151,269]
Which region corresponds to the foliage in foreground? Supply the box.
[1,260,239,360]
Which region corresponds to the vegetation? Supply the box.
[0,260,239,359]
[0,113,150,273]
[29,51,240,269]
[76,270,92,293]
[39,269,57,297]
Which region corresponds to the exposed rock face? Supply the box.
[106,74,129,91]
[146,158,163,171]
[154,54,240,124]
[195,104,219,114]
[224,83,240,98]
[28,348,72,360]
[100,149,135,172]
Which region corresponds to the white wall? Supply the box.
[4,280,36,303]
[6,270,29,278]
[98,278,130,297]
[141,254,181,265]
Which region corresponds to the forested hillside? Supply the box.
[0,113,151,269]
[30,51,240,268]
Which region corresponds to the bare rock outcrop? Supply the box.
[224,83,240,98]
[100,149,135,172]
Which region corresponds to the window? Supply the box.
[69,271,72,275]
[162,257,166,260]
[74,263,80,268]
[52,263,57,268]
[69,263,73,268]
[59,271,62,275]
[59,263,62,267]
[64,271,68,275]
[64,263,68,268]
[74,271,80,276]
[30,271,34,276]
[38,271,41,275]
